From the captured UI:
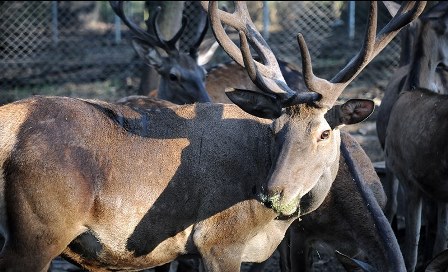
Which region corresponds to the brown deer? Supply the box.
[382,2,448,271]
[376,1,448,227]
[117,54,391,272]
[385,89,448,272]
[374,2,448,271]
[0,1,423,272]
[109,1,213,104]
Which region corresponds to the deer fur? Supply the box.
[0,94,373,271]
[376,1,448,224]
[376,2,448,271]
[385,89,448,272]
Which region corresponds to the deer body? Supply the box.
[376,1,448,224]
[0,96,343,271]
[385,89,448,272]
[376,3,448,271]
[386,90,448,201]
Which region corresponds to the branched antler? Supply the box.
[205,1,426,108]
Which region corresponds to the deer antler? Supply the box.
[109,1,188,55]
[298,1,426,108]
[204,1,320,105]
[189,8,210,60]
[205,1,426,109]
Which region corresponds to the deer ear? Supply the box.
[132,38,164,69]
[225,88,282,119]
[326,99,374,128]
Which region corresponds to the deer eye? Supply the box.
[319,130,331,141]
[169,73,179,82]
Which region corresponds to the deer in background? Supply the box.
[380,2,448,271]
[0,1,423,271]
[376,1,448,228]
[109,1,214,105]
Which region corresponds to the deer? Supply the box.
[109,1,215,105]
[376,1,448,225]
[116,49,393,272]
[382,3,448,271]
[0,1,424,272]
[385,89,448,272]
[374,2,448,271]
[71,2,420,272]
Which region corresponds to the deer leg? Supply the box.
[289,235,309,272]
[383,167,399,224]
[403,185,422,272]
[199,246,242,272]
[423,198,437,263]
[433,202,448,257]
[0,242,55,272]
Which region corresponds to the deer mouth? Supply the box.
[259,192,301,218]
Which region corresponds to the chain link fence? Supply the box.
[0,1,401,105]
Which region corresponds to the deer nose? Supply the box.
[260,187,300,216]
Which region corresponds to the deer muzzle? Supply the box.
[259,189,301,217]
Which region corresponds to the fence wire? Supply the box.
[0,1,401,105]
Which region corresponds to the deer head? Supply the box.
[204,1,425,216]
[109,1,212,104]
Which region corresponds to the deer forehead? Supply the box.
[273,105,330,134]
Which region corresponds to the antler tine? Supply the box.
[148,7,187,54]
[109,1,160,46]
[207,1,286,79]
[207,1,318,103]
[240,30,320,103]
[298,1,426,108]
[110,1,187,55]
[203,1,247,68]
[372,1,426,57]
[190,10,210,60]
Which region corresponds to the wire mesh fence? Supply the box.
[0,1,401,105]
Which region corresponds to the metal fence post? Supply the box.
[115,14,122,44]
[262,1,270,41]
[348,1,355,40]
[51,0,59,45]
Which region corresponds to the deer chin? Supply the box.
[259,193,301,217]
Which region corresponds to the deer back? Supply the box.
[377,1,448,148]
